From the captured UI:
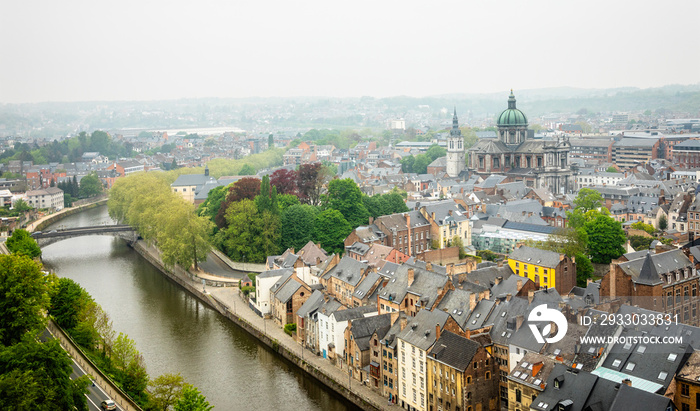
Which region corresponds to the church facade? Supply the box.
[467,91,572,193]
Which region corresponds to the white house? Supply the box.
[317,305,377,362]
[254,268,293,316]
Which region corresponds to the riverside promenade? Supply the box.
[132,241,392,411]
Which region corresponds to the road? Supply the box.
[198,251,247,279]
[41,329,121,411]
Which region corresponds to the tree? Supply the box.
[12,198,31,213]
[451,236,467,259]
[111,333,149,404]
[313,210,352,254]
[425,144,446,162]
[659,214,668,231]
[584,215,626,264]
[400,156,415,173]
[174,384,213,411]
[239,164,255,176]
[214,177,260,228]
[149,373,185,411]
[269,168,297,195]
[268,134,274,149]
[220,199,280,263]
[49,278,89,331]
[78,172,103,198]
[325,178,369,227]
[629,235,654,251]
[630,221,655,235]
[277,194,300,213]
[573,188,603,213]
[575,252,594,287]
[606,166,618,173]
[196,185,228,223]
[297,163,328,206]
[255,175,278,215]
[539,227,588,258]
[280,204,318,252]
[0,254,48,346]
[5,229,41,258]
[412,154,431,174]
[0,338,90,411]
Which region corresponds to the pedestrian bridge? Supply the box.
[32,225,139,247]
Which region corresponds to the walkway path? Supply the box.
[133,240,393,411]
[208,286,394,411]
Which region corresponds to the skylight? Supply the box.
[637,345,646,353]
[668,353,678,361]
[625,363,636,371]
[612,359,621,367]
[658,371,668,380]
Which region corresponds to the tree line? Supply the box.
[197,163,409,263]
[0,224,213,410]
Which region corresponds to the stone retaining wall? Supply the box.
[47,320,142,411]
[130,240,382,411]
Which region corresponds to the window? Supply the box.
[515,389,522,403]
[682,383,690,396]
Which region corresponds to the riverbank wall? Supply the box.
[33,197,108,232]
[130,240,384,411]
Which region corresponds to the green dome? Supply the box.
[497,90,528,127]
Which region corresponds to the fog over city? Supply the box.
[1,0,699,103]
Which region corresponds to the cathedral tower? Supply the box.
[446,107,465,177]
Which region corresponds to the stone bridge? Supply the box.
[32,225,139,247]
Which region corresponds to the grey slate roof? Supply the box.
[349,313,392,351]
[396,308,449,351]
[617,248,690,285]
[325,256,369,287]
[258,267,294,279]
[427,331,479,372]
[509,246,562,268]
[273,279,303,304]
[377,264,449,310]
[354,271,381,300]
[296,290,325,318]
[333,305,377,322]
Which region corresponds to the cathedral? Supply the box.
[465,91,573,193]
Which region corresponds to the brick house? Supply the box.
[600,249,700,326]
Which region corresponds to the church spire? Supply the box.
[451,106,461,136]
[508,89,517,110]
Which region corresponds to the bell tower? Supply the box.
[446,107,465,177]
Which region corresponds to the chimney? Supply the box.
[458,272,467,284]
[425,262,432,271]
[516,279,523,291]
[390,311,400,325]
[400,316,408,331]
[469,293,477,311]
[528,290,535,304]
[622,378,632,387]
[516,314,525,330]
[408,268,415,286]
[506,293,512,301]
[432,212,436,221]
[495,276,502,285]
[435,323,441,340]
[497,260,504,268]
[369,216,374,224]
[405,213,412,257]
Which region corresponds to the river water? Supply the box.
[41,205,352,411]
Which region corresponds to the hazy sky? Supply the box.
[1,0,699,103]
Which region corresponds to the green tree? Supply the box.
[78,172,103,198]
[277,193,300,213]
[539,227,589,257]
[630,221,655,235]
[606,166,618,173]
[239,164,255,175]
[629,235,654,251]
[255,175,278,215]
[220,199,280,263]
[401,156,415,173]
[425,144,446,162]
[573,188,603,213]
[412,154,431,174]
[268,134,274,149]
[584,215,626,263]
[658,214,668,231]
[149,373,185,411]
[451,236,467,259]
[12,199,31,213]
[5,229,41,258]
[196,185,228,223]
[313,209,352,254]
[280,204,318,252]
[0,338,90,411]
[174,384,213,411]
[112,333,149,404]
[325,178,369,227]
[575,252,594,287]
[0,254,49,346]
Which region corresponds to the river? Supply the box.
[41,205,352,411]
